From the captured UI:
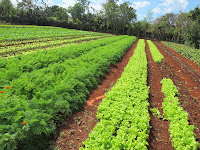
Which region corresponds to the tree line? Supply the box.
[0,0,199,49]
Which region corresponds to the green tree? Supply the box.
[68,0,90,24]
[119,2,136,34]
[68,3,85,22]
[188,6,200,49]
[189,6,200,23]
[55,7,68,21]
[103,0,120,34]
[0,0,14,22]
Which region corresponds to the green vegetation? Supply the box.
[81,39,150,149]
[0,36,125,84]
[150,108,163,119]
[0,25,104,42]
[162,41,200,66]
[0,35,107,57]
[161,78,199,150]
[147,40,164,63]
[0,33,137,149]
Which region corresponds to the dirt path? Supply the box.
[147,40,200,148]
[54,40,139,150]
[145,40,173,150]
[153,41,200,143]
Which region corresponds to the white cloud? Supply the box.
[152,6,161,14]
[91,0,107,5]
[116,0,124,5]
[133,1,150,10]
[89,0,123,13]
[89,3,103,12]
[159,0,188,13]
[46,0,54,6]
[61,0,77,8]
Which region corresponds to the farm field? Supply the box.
[56,40,200,149]
[0,25,200,150]
[0,25,110,57]
[0,25,136,150]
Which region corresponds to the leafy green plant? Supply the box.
[147,40,164,63]
[150,108,164,119]
[81,39,150,149]
[161,78,199,150]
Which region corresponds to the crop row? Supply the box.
[81,39,150,150]
[0,34,107,48]
[162,41,200,66]
[0,25,105,42]
[147,40,164,63]
[0,36,127,86]
[161,78,199,149]
[0,36,137,149]
[0,35,106,57]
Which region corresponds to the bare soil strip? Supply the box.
[154,41,200,143]
[54,40,139,150]
[145,40,173,150]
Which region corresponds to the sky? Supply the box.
[11,0,200,20]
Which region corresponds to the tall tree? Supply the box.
[119,2,136,34]
[55,7,68,21]
[68,3,84,22]
[188,6,200,49]
[0,0,14,22]
[189,6,200,23]
[68,0,90,23]
[103,0,120,33]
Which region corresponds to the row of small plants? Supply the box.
[162,41,200,66]
[0,25,104,42]
[0,34,105,48]
[0,35,78,47]
[80,39,150,150]
[0,36,137,149]
[0,35,106,57]
[147,40,164,63]
[0,36,126,85]
[161,78,199,149]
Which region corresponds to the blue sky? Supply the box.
[11,0,200,20]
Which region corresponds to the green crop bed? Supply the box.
[0,26,137,149]
[0,35,106,57]
[147,40,164,63]
[0,25,105,42]
[161,78,199,149]
[81,39,150,150]
[0,25,112,57]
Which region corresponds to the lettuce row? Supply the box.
[81,39,150,150]
[0,36,137,150]
[161,78,199,150]
[147,40,164,63]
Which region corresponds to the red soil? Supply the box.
[146,40,173,150]
[153,41,200,143]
